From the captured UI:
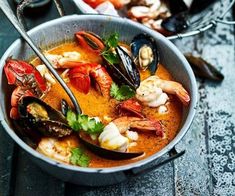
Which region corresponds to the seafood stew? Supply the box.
[3,31,190,168]
[82,0,217,35]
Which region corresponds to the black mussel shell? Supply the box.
[131,33,159,75]
[34,120,72,138]
[167,0,188,15]
[61,99,70,117]
[185,54,224,82]
[13,119,41,148]
[115,46,140,88]
[161,12,189,33]
[103,46,140,89]
[103,61,137,89]
[78,132,144,160]
[18,96,72,138]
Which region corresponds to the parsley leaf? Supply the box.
[102,52,119,65]
[110,83,135,101]
[110,83,119,97]
[67,110,81,130]
[70,147,90,167]
[105,32,119,48]
[101,32,120,65]
[66,110,104,134]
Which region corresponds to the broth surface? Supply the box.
[31,42,182,168]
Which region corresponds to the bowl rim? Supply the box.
[0,14,197,174]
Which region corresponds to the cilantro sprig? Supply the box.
[66,110,104,134]
[101,32,120,65]
[110,83,135,101]
[70,147,90,167]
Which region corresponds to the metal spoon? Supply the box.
[0,0,82,114]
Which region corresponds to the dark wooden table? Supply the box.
[0,1,235,195]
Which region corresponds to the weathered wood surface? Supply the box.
[0,0,234,195]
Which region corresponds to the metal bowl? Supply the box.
[0,15,197,186]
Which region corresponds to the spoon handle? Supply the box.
[0,0,82,114]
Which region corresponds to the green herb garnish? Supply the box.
[70,147,90,167]
[66,110,104,134]
[105,32,119,48]
[110,83,135,101]
[102,52,119,65]
[102,32,120,65]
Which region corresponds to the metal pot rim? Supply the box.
[0,14,197,174]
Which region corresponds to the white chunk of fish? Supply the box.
[125,130,138,141]
[158,105,168,114]
[98,122,129,152]
[36,64,56,85]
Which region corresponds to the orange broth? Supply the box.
[31,42,182,168]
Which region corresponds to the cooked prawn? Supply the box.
[37,136,79,164]
[113,116,164,137]
[136,76,190,106]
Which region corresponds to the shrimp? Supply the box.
[37,136,79,164]
[113,116,163,137]
[44,52,82,68]
[136,76,190,106]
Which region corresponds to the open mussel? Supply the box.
[162,0,217,34]
[18,96,72,138]
[130,33,159,75]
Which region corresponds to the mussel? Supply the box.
[161,12,189,34]
[103,45,141,89]
[130,33,159,75]
[185,54,224,82]
[162,0,217,34]
[115,46,140,88]
[18,96,72,138]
